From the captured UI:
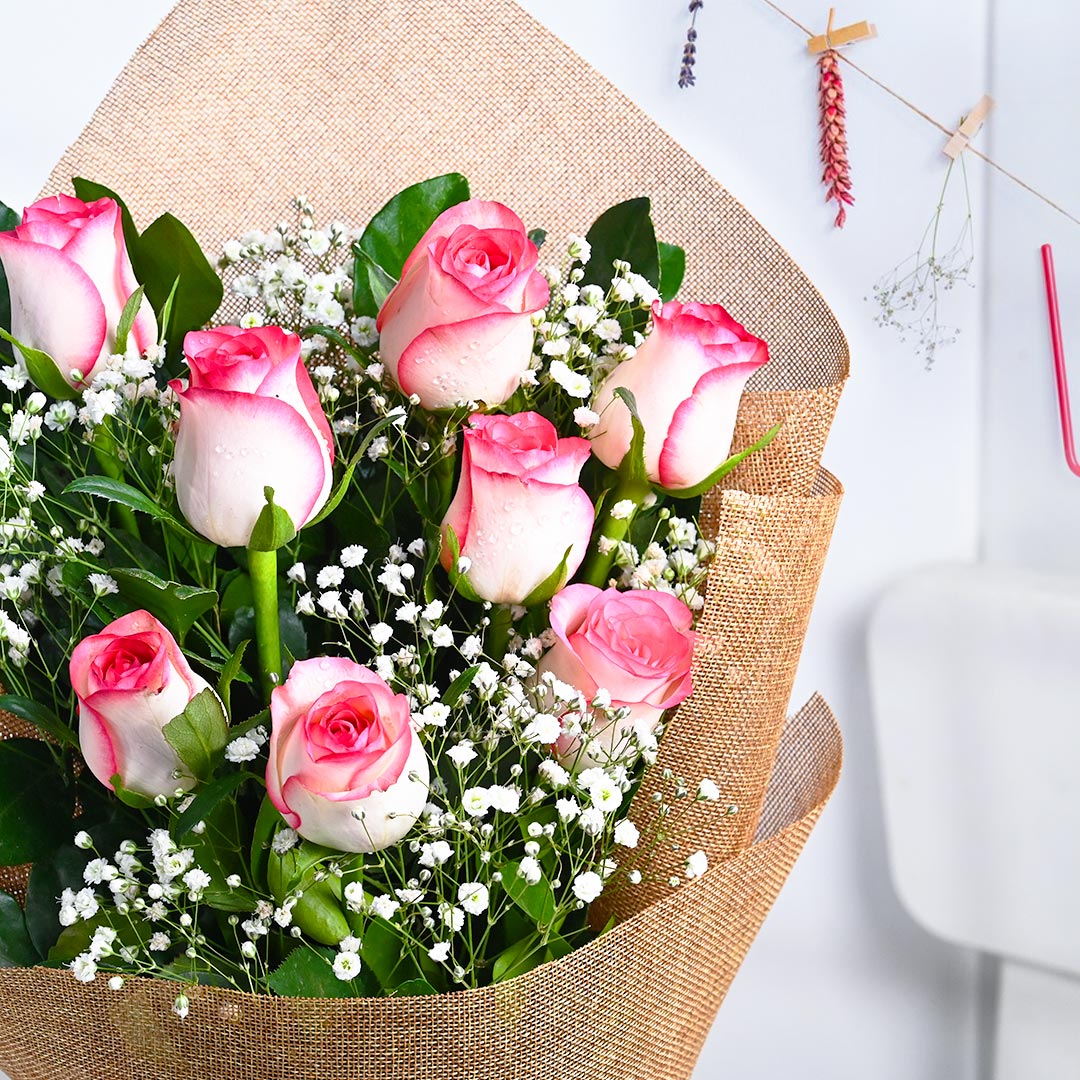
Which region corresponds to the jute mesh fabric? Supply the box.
[0,697,841,1080]
[2,1,852,1075]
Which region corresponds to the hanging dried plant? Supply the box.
[678,0,704,88]
[818,49,853,227]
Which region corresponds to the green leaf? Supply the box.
[112,285,144,357]
[443,525,482,603]
[442,665,480,709]
[393,978,438,996]
[136,212,223,342]
[492,933,552,983]
[356,173,470,281]
[655,422,783,499]
[658,242,686,301]
[0,694,79,749]
[248,487,297,551]
[0,327,78,400]
[63,476,203,542]
[520,545,574,608]
[0,740,70,864]
[156,276,180,347]
[527,228,547,250]
[217,639,250,716]
[501,860,556,929]
[162,688,228,781]
[305,414,397,528]
[268,946,359,998]
[612,387,650,490]
[108,774,154,809]
[71,179,140,258]
[362,916,421,990]
[172,771,253,839]
[249,793,285,889]
[109,566,217,642]
[580,198,660,294]
[0,889,38,967]
[350,247,398,319]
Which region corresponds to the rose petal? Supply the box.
[170,387,332,547]
[397,311,535,410]
[0,234,107,383]
[399,199,528,280]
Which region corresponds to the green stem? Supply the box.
[577,473,651,588]
[91,421,141,541]
[487,604,513,659]
[247,548,281,701]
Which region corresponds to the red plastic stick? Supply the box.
[1042,243,1080,477]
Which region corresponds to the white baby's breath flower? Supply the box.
[609,500,636,521]
[573,407,600,428]
[538,760,570,789]
[486,785,521,813]
[522,713,562,745]
[685,850,709,879]
[517,857,542,885]
[370,623,393,646]
[613,820,640,848]
[369,894,400,920]
[340,544,368,567]
[430,625,453,648]
[419,841,453,868]
[272,829,299,855]
[578,808,605,836]
[295,593,316,616]
[87,573,118,598]
[333,951,362,981]
[428,942,451,963]
[446,741,477,768]
[70,954,98,983]
[148,932,171,952]
[316,565,344,589]
[225,736,260,763]
[698,778,721,801]
[547,359,591,398]
[572,871,604,903]
[458,882,488,915]
[555,797,580,823]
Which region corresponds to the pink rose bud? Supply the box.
[0,194,157,387]
[375,199,550,409]
[169,326,335,547]
[537,584,696,770]
[590,301,769,491]
[266,658,430,852]
[70,610,213,798]
[440,412,595,605]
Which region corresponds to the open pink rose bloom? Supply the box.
[536,584,696,770]
[266,658,430,852]
[69,610,212,799]
[376,199,550,409]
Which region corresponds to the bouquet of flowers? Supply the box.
[0,173,796,1014]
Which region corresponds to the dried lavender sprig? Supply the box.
[678,0,704,89]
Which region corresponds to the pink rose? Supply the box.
[266,658,430,852]
[375,199,549,409]
[590,301,769,491]
[0,194,156,387]
[70,610,212,799]
[536,584,696,769]
[169,326,335,547]
[441,412,594,604]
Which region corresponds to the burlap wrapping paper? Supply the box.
[0,0,852,1075]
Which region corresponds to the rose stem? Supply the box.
[576,472,649,588]
[487,603,513,659]
[247,547,282,701]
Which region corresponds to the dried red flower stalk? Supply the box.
[818,50,854,228]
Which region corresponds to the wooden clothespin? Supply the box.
[943,95,995,159]
[807,8,877,54]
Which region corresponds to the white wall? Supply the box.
[0,1,1005,1076]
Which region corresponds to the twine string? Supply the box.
[755,0,1080,227]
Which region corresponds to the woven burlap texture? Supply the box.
[0,1,852,1076]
